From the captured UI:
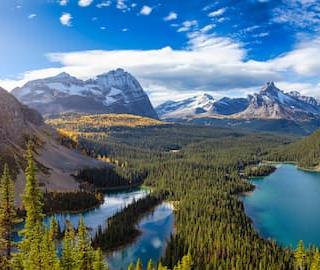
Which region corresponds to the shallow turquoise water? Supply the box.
[243,164,320,248]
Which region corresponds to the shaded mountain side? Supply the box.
[0,87,105,206]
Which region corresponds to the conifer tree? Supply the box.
[311,250,320,270]
[135,258,143,270]
[157,262,168,270]
[0,164,15,269]
[128,263,135,270]
[180,253,192,270]
[61,221,77,270]
[75,216,94,270]
[14,142,45,269]
[93,248,108,270]
[294,240,306,270]
[40,228,61,270]
[147,259,155,270]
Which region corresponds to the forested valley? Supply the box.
[47,115,320,270]
[1,114,320,269]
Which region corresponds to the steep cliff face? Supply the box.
[12,69,158,119]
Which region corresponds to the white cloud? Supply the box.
[177,20,198,32]
[163,12,177,21]
[28,14,37,19]
[100,26,106,30]
[268,38,320,76]
[122,28,128,32]
[59,13,72,26]
[272,0,320,31]
[200,24,215,33]
[78,0,94,7]
[96,1,111,8]
[1,36,319,105]
[116,0,128,11]
[140,5,153,16]
[58,0,68,6]
[208,8,226,17]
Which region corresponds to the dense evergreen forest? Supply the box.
[49,115,317,269]
[243,165,277,178]
[267,129,320,169]
[43,191,104,214]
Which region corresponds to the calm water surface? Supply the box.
[243,164,320,248]
[106,202,174,270]
[15,188,174,269]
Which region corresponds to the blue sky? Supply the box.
[1,0,320,104]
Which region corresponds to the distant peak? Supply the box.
[261,81,281,94]
[54,72,71,78]
[266,81,275,87]
[98,68,128,78]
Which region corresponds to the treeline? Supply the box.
[243,165,277,178]
[267,129,320,169]
[92,193,163,251]
[43,191,104,214]
[75,166,146,190]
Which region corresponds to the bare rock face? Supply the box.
[12,69,158,119]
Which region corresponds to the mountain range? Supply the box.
[12,68,158,119]
[156,82,320,122]
[7,68,320,134]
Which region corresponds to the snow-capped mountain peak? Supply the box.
[12,69,158,119]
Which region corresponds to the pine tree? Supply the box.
[157,262,168,270]
[135,258,143,270]
[147,259,154,270]
[14,143,45,269]
[311,250,320,270]
[40,228,61,270]
[180,253,192,270]
[93,248,108,270]
[61,221,77,270]
[128,263,135,270]
[0,164,15,270]
[75,216,94,270]
[294,240,306,270]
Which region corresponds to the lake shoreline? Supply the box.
[262,160,320,173]
[243,163,320,248]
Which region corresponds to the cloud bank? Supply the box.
[1,35,319,105]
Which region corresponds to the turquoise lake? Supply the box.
[243,164,320,248]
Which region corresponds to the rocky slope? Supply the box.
[12,69,158,119]
[0,88,104,205]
